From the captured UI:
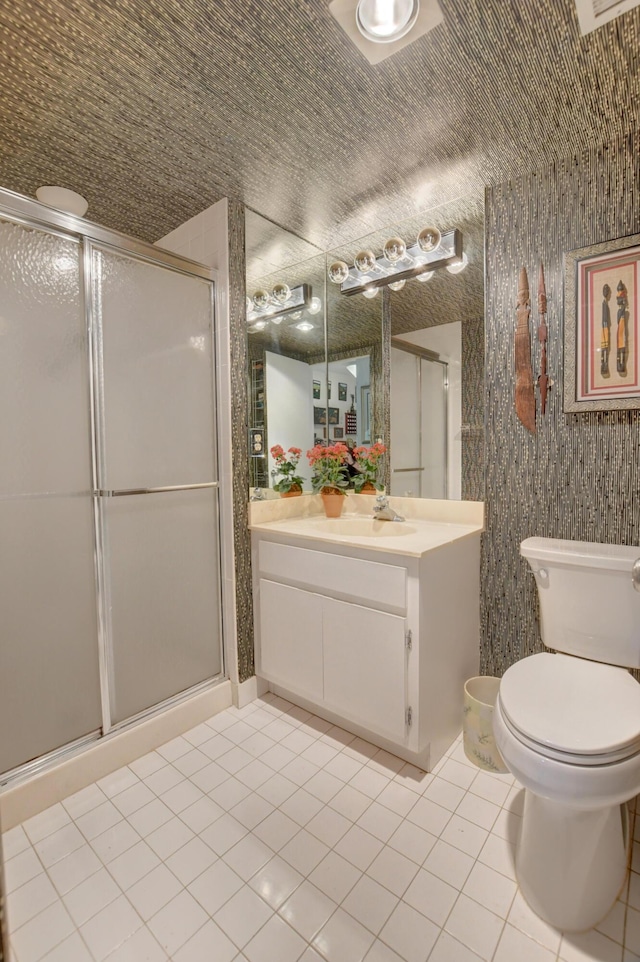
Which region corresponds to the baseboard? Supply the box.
[0,680,233,830]
[232,674,268,709]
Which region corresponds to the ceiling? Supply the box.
[1,0,638,249]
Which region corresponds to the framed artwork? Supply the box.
[565,233,640,411]
[314,406,327,424]
[328,406,340,424]
[328,381,332,399]
[313,379,321,399]
[338,382,347,401]
[249,428,265,457]
[333,427,344,439]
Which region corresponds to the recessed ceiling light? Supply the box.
[356,0,419,43]
[330,0,442,65]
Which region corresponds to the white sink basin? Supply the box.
[305,518,417,538]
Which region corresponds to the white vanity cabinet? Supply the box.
[252,524,481,771]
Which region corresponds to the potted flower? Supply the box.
[270,445,305,497]
[306,443,349,516]
[352,442,387,494]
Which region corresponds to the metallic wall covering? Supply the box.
[461,316,485,502]
[0,1,638,250]
[228,199,255,683]
[481,131,640,677]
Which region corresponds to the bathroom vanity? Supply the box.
[250,495,483,770]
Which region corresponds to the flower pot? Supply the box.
[359,482,377,495]
[280,485,302,498]
[321,490,346,518]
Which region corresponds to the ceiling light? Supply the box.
[36,186,88,217]
[296,320,314,332]
[388,279,406,291]
[356,0,420,42]
[446,252,468,274]
[362,286,379,298]
[416,270,434,282]
[307,296,322,315]
[247,282,311,323]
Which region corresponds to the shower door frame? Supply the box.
[390,337,449,498]
[0,186,226,782]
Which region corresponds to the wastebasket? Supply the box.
[463,676,509,773]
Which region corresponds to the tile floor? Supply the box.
[3,693,640,962]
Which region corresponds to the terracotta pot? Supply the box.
[280,485,302,498]
[359,482,377,495]
[320,489,346,518]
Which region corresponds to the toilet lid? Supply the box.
[499,653,640,758]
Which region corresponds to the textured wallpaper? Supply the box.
[481,132,640,676]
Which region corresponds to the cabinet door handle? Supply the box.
[633,558,640,593]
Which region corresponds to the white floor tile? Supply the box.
[328,784,372,822]
[63,867,121,926]
[305,770,350,804]
[209,776,253,812]
[439,814,488,858]
[107,840,160,890]
[393,764,433,795]
[363,940,405,962]
[559,928,624,962]
[39,931,94,962]
[34,823,85,868]
[156,736,193,762]
[367,847,419,898]
[342,875,398,935]
[79,894,143,962]
[146,818,195,861]
[172,749,210,778]
[423,778,466,813]
[280,788,324,827]
[596,900,626,945]
[253,809,301,851]
[97,768,140,800]
[249,855,304,910]
[455,793,501,831]
[165,836,217,886]
[469,771,512,807]
[507,891,562,954]
[378,900,439,962]
[11,900,76,962]
[403,867,458,926]
[256,774,299,807]
[126,798,174,838]
[428,931,484,962]
[6,872,59,929]
[444,893,504,961]
[103,924,168,961]
[2,825,30,860]
[334,825,385,872]
[436,758,478,792]
[423,839,474,890]
[147,890,209,956]
[350,766,390,800]
[187,860,244,915]
[125,863,183,921]
[161,781,205,816]
[313,907,375,962]
[23,805,71,845]
[305,807,351,848]
[190,760,230,793]
[214,885,273,947]
[76,801,123,842]
[200,813,248,855]
[223,833,273,881]
[386,820,437,866]
[90,821,140,864]
[279,879,338,941]
[4,848,45,894]
[308,850,362,903]
[144,766,185,797]
[279,829,330,876]
[127,751,167,780]
[236,759,276,791]
[244,913,307,962]
[172,919,236,962]
[375,782,420,818]
[357,802,403,843]
[494,924,557,962]
[406,797,452,837]
[111,783,156,818]
[476,832,516,880]
[462,860,517,918]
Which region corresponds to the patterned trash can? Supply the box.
[463,676,509,773]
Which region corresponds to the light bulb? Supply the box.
[356,0,419,43]
[271,316,283,325]
[354,249,378,274]
[252,289,270,310]
[296,320,314,332]
[362,286,379,299]
[271,282,291,304]
[446,252,468,274]
[388,279,406,291]
[290,311,302,320]
[250,320,267,331]
[416,270,435,283]
[328,260,350,284]
[383,236,407,263]
[308,296,322,315]
[417,227,442,253]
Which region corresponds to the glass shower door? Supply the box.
[92,247,223,725]
[0,219,102,775]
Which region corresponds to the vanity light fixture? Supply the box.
[329,227,463,297]
[295,320,314,332]
[246,282,311,324]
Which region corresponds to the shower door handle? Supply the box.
[632,559,640,593]
[96,482,219,497]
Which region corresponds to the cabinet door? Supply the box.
[323,597,407,742]
[258,580,323,700]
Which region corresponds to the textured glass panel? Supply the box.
[390,349,421,496]
[107,489,222,724]
[0,496,101,774]
[0,219,90,496]
[421,359,447,499]
[95,250,216,489]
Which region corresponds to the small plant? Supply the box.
[306,444,350,495]
[352,442,387,493]
[270,445,305,493]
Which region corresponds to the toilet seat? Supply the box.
[498,653,640,765]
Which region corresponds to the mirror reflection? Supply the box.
[245,197,484,501]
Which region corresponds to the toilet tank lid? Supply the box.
[521,537,640,571]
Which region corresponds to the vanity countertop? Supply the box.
[249,494,484,558]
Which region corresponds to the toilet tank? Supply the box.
[521,537,640,668]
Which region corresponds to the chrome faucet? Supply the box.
[250,487,265,501]
[373,495,405,522]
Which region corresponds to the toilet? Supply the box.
[493,536,640,932]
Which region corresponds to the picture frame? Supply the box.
[313,379,321,400]
[333,427,344,439]
[328,406,340,425]
[338,382,347,401]
[564,233,640,411]
[361,385,371,442]
[314,405,327,424]
[328,381,332,400]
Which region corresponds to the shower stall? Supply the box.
[0,189,225,782]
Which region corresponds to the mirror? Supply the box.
[245,198,484,501]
